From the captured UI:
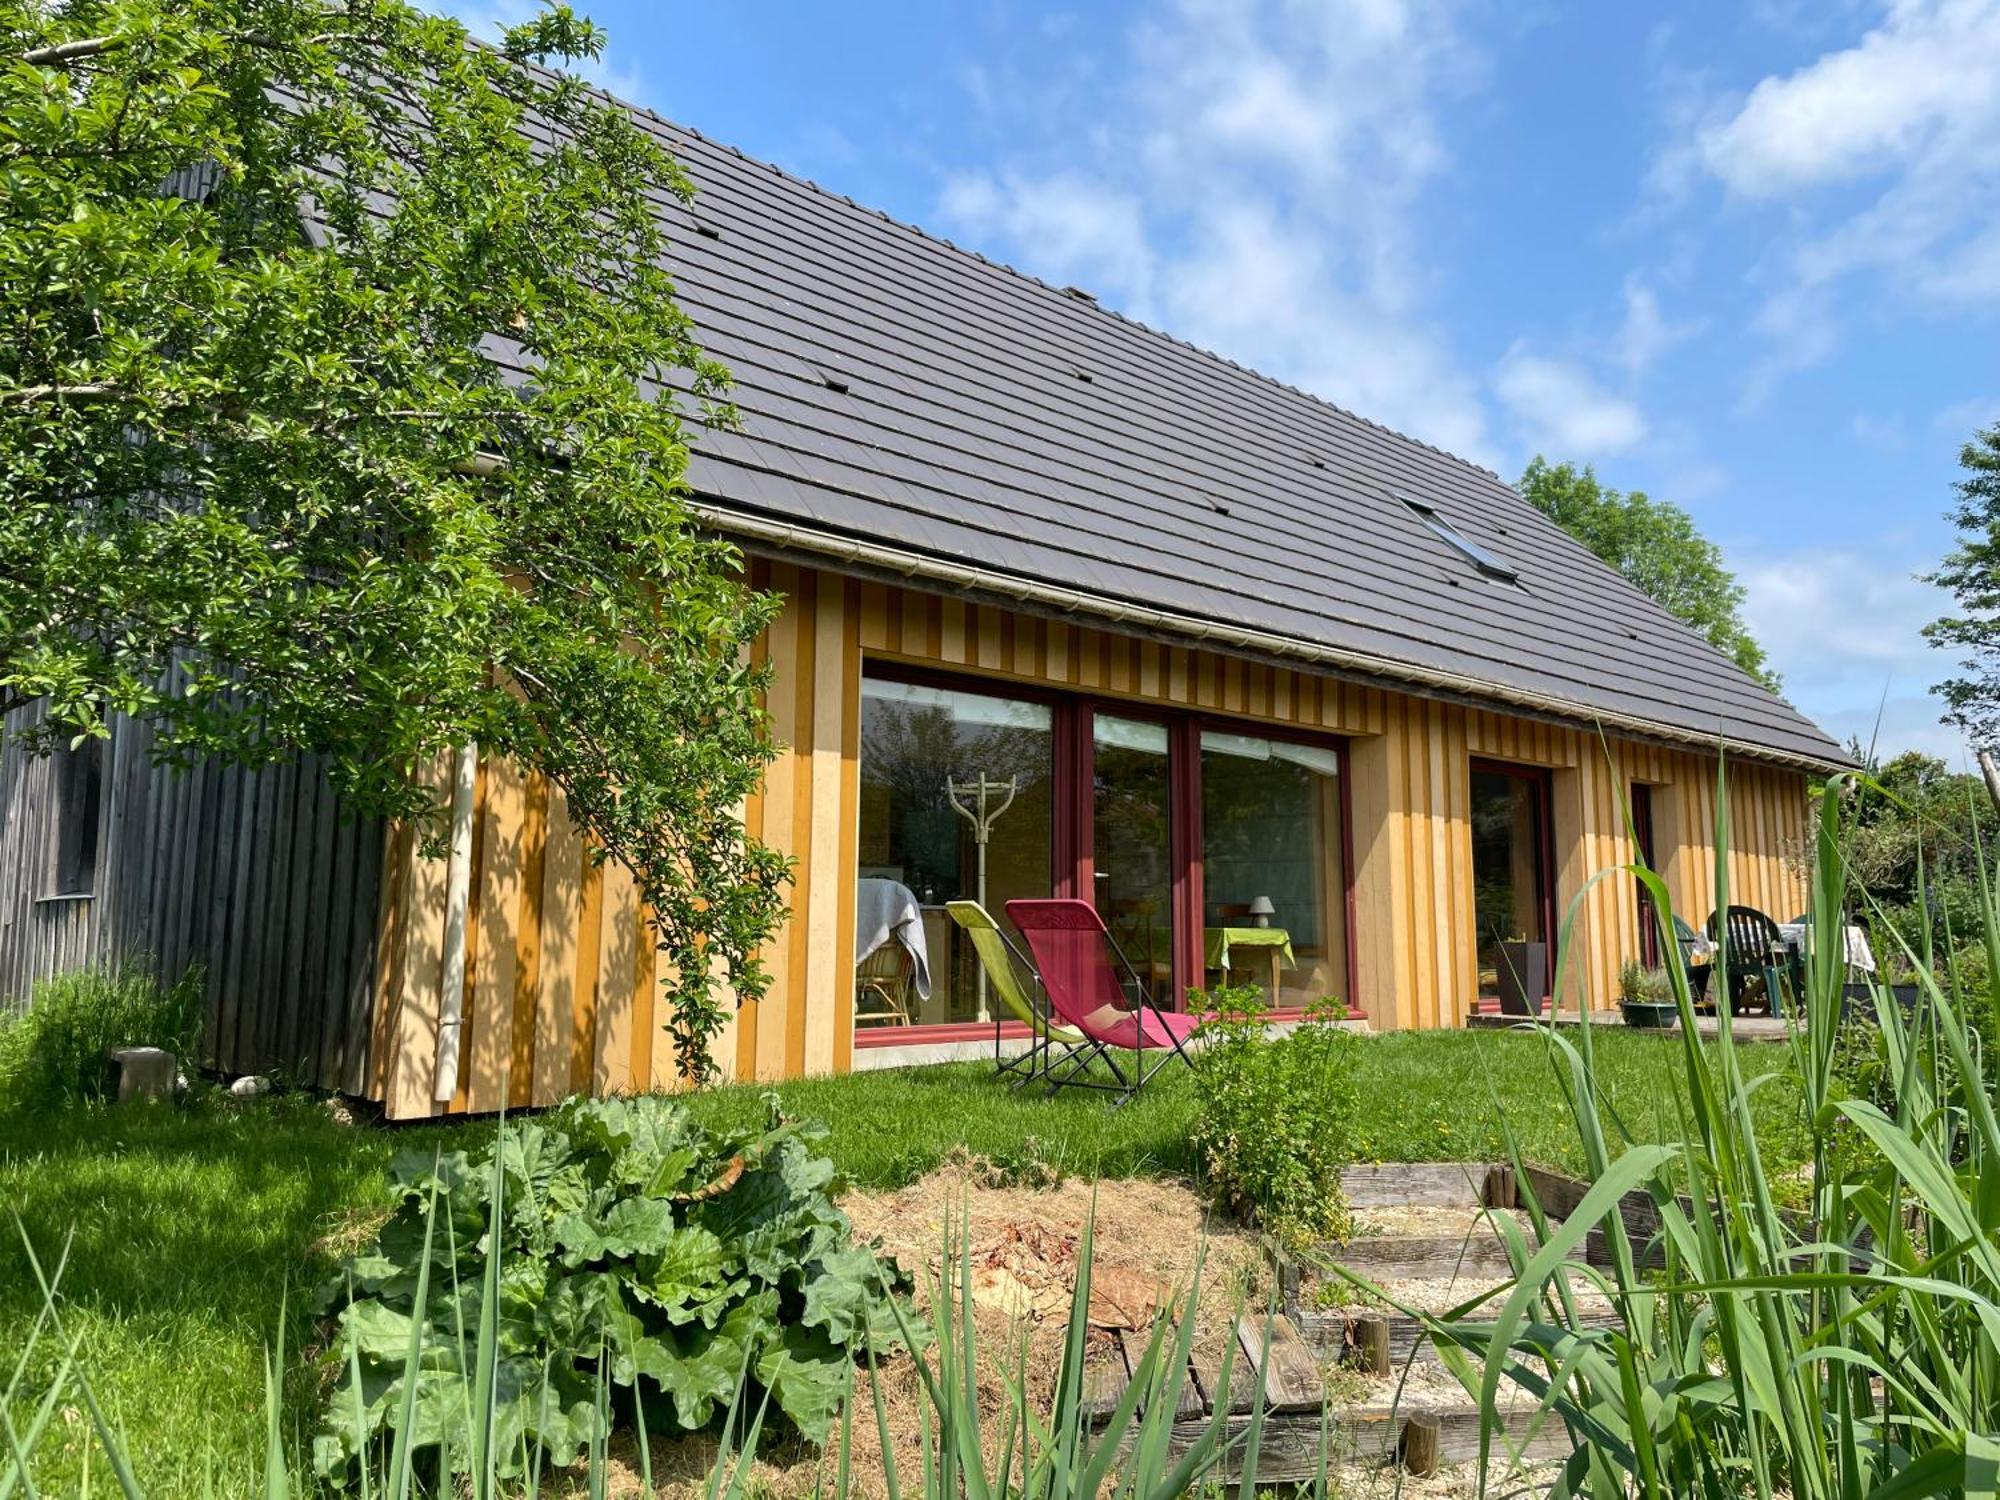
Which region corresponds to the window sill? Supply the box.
[35,891,95,906]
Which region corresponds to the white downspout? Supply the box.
[433,743,478,1104]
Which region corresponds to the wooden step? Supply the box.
[1339,1161,1503,1209]
[1294,1305,1623,1367]
[1326,1231,1518,1279]
[1160,1402,1577,1482]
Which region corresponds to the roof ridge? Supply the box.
[501,48,1505,485]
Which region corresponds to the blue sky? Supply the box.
[448,0,2000,762]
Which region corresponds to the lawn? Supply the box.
[0,1023,1815,1494]
[668,1025,1814,1190]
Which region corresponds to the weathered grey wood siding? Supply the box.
[0,703,386,1093]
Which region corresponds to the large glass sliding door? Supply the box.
[1091,715,1176,1006]
[1198,730,1347,1008]
[1469,763,1553,1008]
[854,664,1352,1033]
[856,677,1054,1025]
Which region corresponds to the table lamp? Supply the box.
[1247,895,1275,929]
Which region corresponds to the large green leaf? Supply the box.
[756,1326,850,1445]
[800,1243,905,1346]
[318,1095,911,1485]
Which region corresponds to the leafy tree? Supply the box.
[1924,423,2000,749]
[0,0,787,1084]
[1842,748,1993,968]
[1517,456,1778,691]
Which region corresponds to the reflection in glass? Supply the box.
[856,678,1052,1024]
[1200,731,1345,1006]
[1471,769,1549,1002]
[1092,715,1174,1006]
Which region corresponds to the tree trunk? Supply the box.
[1979,749,2000,820]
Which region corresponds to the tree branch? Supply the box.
[20,36,120,65]
[21,26,368,68]
[0,383,127,403]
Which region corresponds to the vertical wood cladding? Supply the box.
[0,698,384,1093]
[367,561,1814,1117]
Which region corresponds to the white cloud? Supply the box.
[933,0,1493,461]
[1936,395,2000,433]
[1739,544,1964,759]
[1699,0,2000,195]
[1681,0,2000,389]
[937,172,1156,312]
[1493,346,1649,458]
[1612,278,1699,375]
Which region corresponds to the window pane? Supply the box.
[51,738,104,897]
[1199,732,1345,1007]
[856,677,1052,1026]
[1471,769,1549,1005]
[1092,714,1174,1007]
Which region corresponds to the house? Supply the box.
[0,91,1845,1119]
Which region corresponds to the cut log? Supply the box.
[1351,1313,1390,1376]
[1400,1412,1441,1476]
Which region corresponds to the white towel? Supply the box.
[854,878,931,999]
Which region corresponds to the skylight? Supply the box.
[1401,497,1519,583]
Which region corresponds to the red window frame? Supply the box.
[1468,758,1557,1005]
[854,661,1355,1041]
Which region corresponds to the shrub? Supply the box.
[313,1092,917,1486]
[0,963,202,1109]
[1188,986,1359,1247]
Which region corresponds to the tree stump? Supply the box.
[1351,1313,1390,1376]
[1400,1412,1441,1476]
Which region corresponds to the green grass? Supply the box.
[0,1024,1815,1495]
[0,1097,456,1496]
[672,1025,1815,1192]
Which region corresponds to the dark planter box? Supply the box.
[1496,940,1548,1016]
[1842,980,1919,1021]
[1620,1000,1679,1030]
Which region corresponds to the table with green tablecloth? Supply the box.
[1204,926,1294,1000]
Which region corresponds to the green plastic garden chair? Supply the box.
[945,900,1090,1086]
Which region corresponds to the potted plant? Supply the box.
[1496,932,1547,1016]
[1619,961,1678,1029]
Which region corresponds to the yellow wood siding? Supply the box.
[367,562,1814,1118]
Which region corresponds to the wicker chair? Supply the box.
[854,940,916,1027]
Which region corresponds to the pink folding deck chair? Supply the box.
[1004,898,1200,1103]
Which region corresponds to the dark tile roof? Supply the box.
[504,96,1847,769]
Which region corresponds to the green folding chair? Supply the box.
[945,900,1089,1086]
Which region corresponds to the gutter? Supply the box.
[693,501,1848,778]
